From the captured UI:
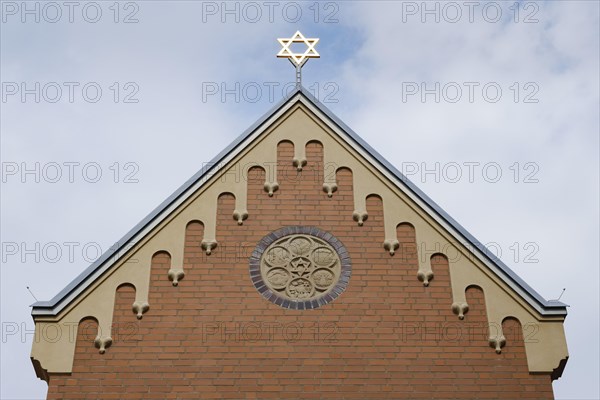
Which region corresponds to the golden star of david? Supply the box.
[277,31,320,67]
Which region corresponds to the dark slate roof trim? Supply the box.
[31,93,297,311]
[32,87,567,316]
[297,88,567,313]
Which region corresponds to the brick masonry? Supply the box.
[45,141,555,399]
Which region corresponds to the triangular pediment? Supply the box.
[30,88,568,382]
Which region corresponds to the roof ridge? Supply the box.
[32,86,567,317]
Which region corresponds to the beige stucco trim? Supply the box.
[31,101,567,381]
[448,260,568,372]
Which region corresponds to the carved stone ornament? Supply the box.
[352,210,368,226]
[451,302,469,320]
[132,301,150,319]
[250,227,351,309]
[94,336,112,354]
[263,181,279,197]
[322,182,337,197]
[489,334,506,354]
[168,268,185,286]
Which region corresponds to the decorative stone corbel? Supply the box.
[132,301,149,319]
[293,157,307,171]
[451,302,469,320]
[383,239,399,256]
[201,240,218,255]
[168,268,184,286]
[233,209,248,225]
[94,336,112,354]
[417,269,434,287]
[352,210,368,226]
[489,334,506,354]
[322,182,337,197]
[264,181,279,197]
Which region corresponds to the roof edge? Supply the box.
[296,87,567,314]
[31,87,567,318]
[31,90,303,312]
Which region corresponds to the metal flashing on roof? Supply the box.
[31,87,567,318]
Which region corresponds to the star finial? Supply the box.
[277,31,320,67]
[277,31,320,88]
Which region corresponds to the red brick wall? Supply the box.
[46,141,554,399]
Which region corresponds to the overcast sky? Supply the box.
[1,1,598,399]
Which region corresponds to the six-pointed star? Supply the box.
[277,31,320,67]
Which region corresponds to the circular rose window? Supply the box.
[249,226,351,309]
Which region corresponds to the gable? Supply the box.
[30,89,568,382]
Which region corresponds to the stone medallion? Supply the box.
[249,227,351,309]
